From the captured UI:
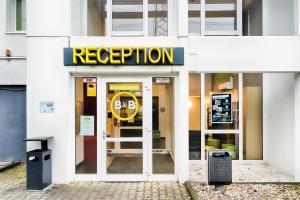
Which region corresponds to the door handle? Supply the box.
[102,131,106,139]
[102,131,111,139]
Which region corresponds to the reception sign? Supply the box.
[211,93,232,123]
[64,47,184,66]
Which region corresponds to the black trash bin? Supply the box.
[207,150,232,185]
[24,137,53,190]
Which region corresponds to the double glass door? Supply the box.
[75,77,175,181]
[100,78,152,181]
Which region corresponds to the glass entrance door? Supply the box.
[100,78,151,181]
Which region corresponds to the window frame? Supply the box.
[203,0,242,36]
[107,0,148,36]
[107,0,171,37]
[200,73,243,161]
[188,0,201,36]
[6,0,26,33]
[188,0,242,36]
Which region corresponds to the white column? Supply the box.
[263,73,295,176]
[178,0,188,36]
[176,70,189,183]
[295,0,300,35]
[27,0,71,36]
[294,73,300,181]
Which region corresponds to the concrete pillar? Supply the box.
[178,0,188,37]
[176,70,189,183]
[295,0,300,35]
[263,73,295,176]
[294,73,300,181]
[27,0,70,36]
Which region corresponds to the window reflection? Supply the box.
[75,78,97,174]
[148,0,168,36]
[205,0,237,32]
[112,0,143,32]
[205,134,239,160]
[188,0,201,35]
[205,73,239,130]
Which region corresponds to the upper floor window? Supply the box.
[188,0,201,35]
[148,0,168,36]
[188,0,242,36]
[6,0,26,32]
[111,0,144,35]
[72,0,170,36]
[205,0,238,34]
[109,0,169,36]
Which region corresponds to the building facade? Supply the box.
[0,0,26,162]
[1,0,300,183]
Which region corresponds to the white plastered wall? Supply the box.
[263,73,295,177]
[71,0,83,36]
[294,73,300,180]
[0,0,26,85]
[27,37,72,183]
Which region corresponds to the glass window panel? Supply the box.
[148,0,168,36]
[16,0,26,31]
[75,78,97,174]
[106,82,143,138]
[107,142,143,174]
[205,0,237,32]
[87,0,107,36]
[243,73,263,160]
[205,73,239,130]
[112,0,143,32]
[188,0,201,35]
[152,78,174,174]
[6,0,16,32]
[189,74,201,160]
[205,134,239,160]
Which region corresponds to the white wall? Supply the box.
[187,37,300,72]
[263,0,295,36]
[294,73,300,181]
[0,60,26,85]
[27,37,71,183]
[27,0,70,36]
[0,0,26,85]
[295,0,300,35]
[263,73,295,176]
[71,0,83,36]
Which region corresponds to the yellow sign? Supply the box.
[87,83,96,96]
[72,46,174,65]
[110,92,140,121]
[109,83,140,91]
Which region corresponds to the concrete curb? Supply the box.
[185,181,198,200]
[0,162,21,173]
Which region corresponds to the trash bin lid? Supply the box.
[23,137,54,142]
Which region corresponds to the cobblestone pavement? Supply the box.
[0,165,190,200]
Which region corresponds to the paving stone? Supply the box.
[0,164,191,200]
